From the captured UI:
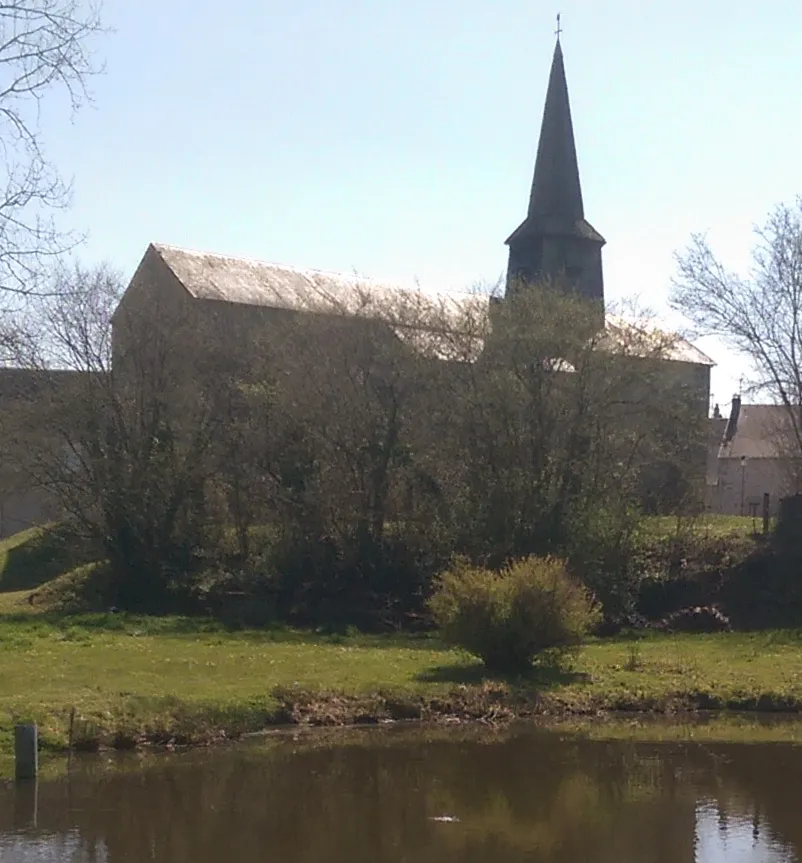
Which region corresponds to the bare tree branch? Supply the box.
[0,0,104,300]
[672,197,802,456]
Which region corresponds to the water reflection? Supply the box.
[695,803,790,863]
[0,725,800,862]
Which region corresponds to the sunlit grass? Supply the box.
[1,606,802,776]
[0,520,795,777]
[0,589,37,615]
[640,514,767,539]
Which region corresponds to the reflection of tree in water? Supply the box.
[693,743,802,856]
[0,730,799,863]
[420,738,697,863]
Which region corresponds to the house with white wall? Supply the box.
[708,396,801,517]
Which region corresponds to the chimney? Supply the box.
[723,394,741,443]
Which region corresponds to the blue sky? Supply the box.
[39,0,802,410]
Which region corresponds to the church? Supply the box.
[111,35,712,389]
[0,36,715,538]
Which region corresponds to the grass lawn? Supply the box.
[640,513,767,538]
[0,520,796,778]
[2,586,802,776]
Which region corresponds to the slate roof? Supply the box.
[152,243,477,320]
[528,42,587,229]
[151,244,487,362]
[602,316,714,367]
[505,215,605,246]
[718,404,801,460]
[146,243,714,367]
[505,39,605,247]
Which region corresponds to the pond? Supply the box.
[1,721,801,862]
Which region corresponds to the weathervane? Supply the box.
[555,13,562,40]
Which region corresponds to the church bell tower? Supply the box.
[505,32,605,314]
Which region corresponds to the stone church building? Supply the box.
[112,36,712,383]
[0,37,714,537]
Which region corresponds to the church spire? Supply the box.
[527,38,584,226]
[505,32,605,312]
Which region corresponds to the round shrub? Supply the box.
[428,555,601,672]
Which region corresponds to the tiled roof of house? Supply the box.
[718,404,800,460]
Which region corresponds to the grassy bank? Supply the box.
[2,586,802,775]
[0,517,794,776]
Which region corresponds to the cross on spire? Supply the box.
[555,13,562,40]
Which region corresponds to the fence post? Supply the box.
[763,493,770,535]
[14,723,38,781]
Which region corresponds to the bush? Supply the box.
[428,555,601,672]
[723,544,802,629]
[566,506,646,625]
[635,530,757,623]
[264,529,447,631]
